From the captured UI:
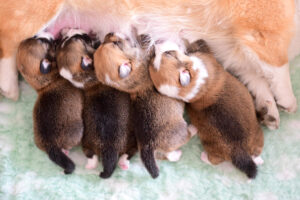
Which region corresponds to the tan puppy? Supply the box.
[56,29,137,178]
[149,40,264,178]
[0,0,298,131]
[17,34,84,174]
[94,33,194,178]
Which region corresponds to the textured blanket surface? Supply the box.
[0,56,299,200]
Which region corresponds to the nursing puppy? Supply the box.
[0,0,298,132]
[149,40,264,178]
[17,33,83,174]
[94,33,194,178]
[56,29,137,178]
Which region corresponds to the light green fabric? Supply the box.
[0,56,299,200]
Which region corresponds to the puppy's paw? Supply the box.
[200,151,211,165]
[277,96,297,113]
[118,154,130,170]
[62,149,69,156]
[188,124,198,137]
[166,150,182,162]
[257,101,280,130]
[85,155,98,169]
[252,156,264,166]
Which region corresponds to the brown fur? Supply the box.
[149,39,264,178]
[17,36,83,174]
[94,33,192,178]
[56,32,137,178]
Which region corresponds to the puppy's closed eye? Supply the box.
[40,59,51,74]
[179,69,191,86]
[81,56,93,70]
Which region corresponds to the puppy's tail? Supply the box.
[231,146,257,179]
[47,146,75,174]
[100,146,118,179]
[140,145,159,178]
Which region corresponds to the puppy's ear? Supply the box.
[104,32,115,43]
[92,40,101,49]
[186,39,211,54]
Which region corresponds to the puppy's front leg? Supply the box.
[0,53,19,101]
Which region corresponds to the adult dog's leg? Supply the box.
[237,69,279,130]
[261,63,297,113]
[0,53,19,101]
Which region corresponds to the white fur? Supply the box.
[153,41,181,70]
[252,156,264,166]
[118,154,130,170]
[158,84,180,99]
[184,56,208,101]
[0,55,19,100]
[35,31,54,41]
[104,74,120,88]
[200,151,211,165]
[261,63,297,113]
[188,124,198,137]
[166,150,182,162]
[85,155,98,169]
[59,68,84,88]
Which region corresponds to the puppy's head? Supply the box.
[17,33,58,90]
[149,40,210,102]
[56,28,99,88]
[93,32,152,93]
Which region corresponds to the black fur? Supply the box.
[205,98,257,178]
[47,146,75,174]
[141,145,159,178]
[131,90,160,178]
[83,86,135,178]
[231,146,257,178]
[35,86,78,174]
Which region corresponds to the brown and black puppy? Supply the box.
[56,29,136,178]
[93,33,194,178]
[17,33,84,174]
[149,40,264,179]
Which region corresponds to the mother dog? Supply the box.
[0,0,299,129]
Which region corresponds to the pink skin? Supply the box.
[62,149,69,156]
[46,12,93,39]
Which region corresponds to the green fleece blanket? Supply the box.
[0,56,299,200]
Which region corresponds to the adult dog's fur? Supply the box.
[0,0,299,128]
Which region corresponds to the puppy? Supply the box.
[56,29,137,178]
[149,39,264,178]
[93,32,194,178]
[16,33,84,174]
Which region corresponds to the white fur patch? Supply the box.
[60,28,87,48]
[104,74,120,88]
[35,31,54,41]
[59,68,84,88]
[85,155,98,169]
[184,56,208,101]
[153,41,181,70]
[158,84,180,98]
[188,124,198,137]
[0,54,19,100]
[252,156,264,166]
[200,151,212,165]
[166,150,182,162]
